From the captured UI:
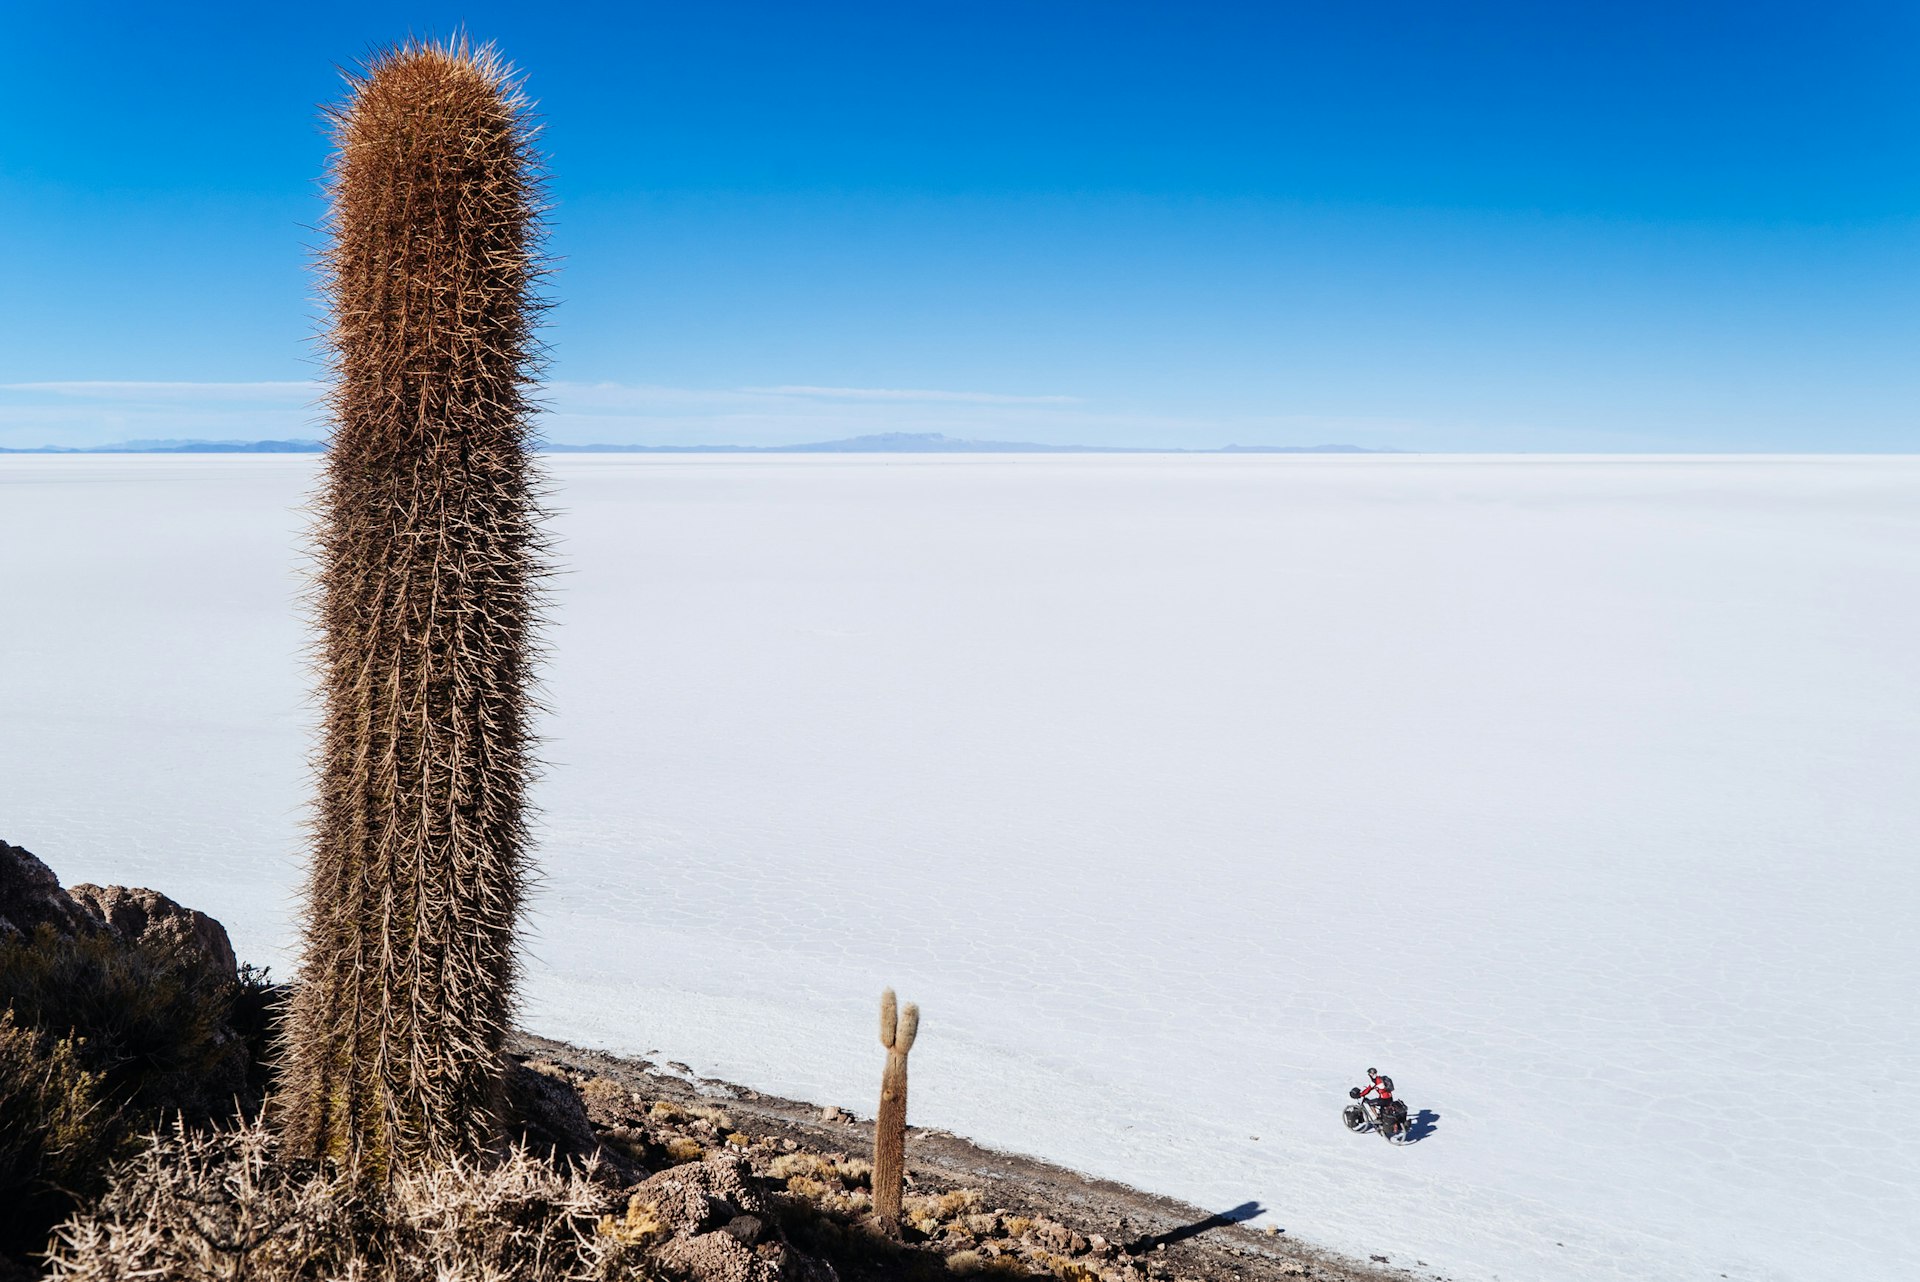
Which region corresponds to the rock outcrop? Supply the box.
[616,1154,833,1282]
[0,839,237,981]
[505,1058,645,1183]
[68,883,237,981]
[0,839,100,938]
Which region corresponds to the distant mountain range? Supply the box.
[2,432,1385,455]
[0,438,328,454]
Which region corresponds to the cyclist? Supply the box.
[1357,1068,1395,1104]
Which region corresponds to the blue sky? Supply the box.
[1,1,1914,450]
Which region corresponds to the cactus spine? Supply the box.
[278,39,547,1179]
[872,988,919,1225]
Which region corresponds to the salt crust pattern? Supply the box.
[3,454,1915,1281]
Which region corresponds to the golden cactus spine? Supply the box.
[277,38,547,1179]
[872,987,919,1224]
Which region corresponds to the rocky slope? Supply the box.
[2,839,1409,1282]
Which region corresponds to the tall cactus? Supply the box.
[278,38,547,1179]
[872,988,919,1225]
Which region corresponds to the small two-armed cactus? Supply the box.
[872,987,919,1225]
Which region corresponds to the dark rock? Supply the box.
[505,1058,644,1184]
[0,839,99,938]
[631,1151,765,1231]
[627,1155,830,1282]
[68,883,237,980]
[1,840,241,988]
[653,1231,768,1282]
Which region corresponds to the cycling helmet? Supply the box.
[1366,1067,1378,1078]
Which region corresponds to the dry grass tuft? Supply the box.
[596,1195,667,1248]
[767,1150,879,1216]
[1033,1252,1103,1282]
[907,1188,985,1234]
[767,1153,831,1182]
[45,1119,618,1281]
[961,1256,1038,1277]
[580,1077,634,1118]
[784,1174,832,1201]
[663,1136,705,1164]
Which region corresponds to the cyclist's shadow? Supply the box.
[1404,1109,1441,1143]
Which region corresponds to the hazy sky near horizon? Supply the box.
[2,1,1915,451]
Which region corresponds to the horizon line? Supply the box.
[3,435,1915,458]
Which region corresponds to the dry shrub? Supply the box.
[768,1153,870,1188]
[768,1152,882,1218]
[0,1010,119,1255]
[767,1153,829,1182]
[906,1189,984,1234]
[1032,1253,1101,1282]
[44,1120,622,1282]
[949,1254,1033,1277]
[597,1196,667,1248]
[0,924,245,1119]
[813,1188,872,1219]
[664,1137,705,1164]
[784,1174,831,1200]
[0,927,265,1260]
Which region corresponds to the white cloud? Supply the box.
[0,381,323,449]
[2,381,322,401]
[0,378,1431,451]
[746,385,1081,405]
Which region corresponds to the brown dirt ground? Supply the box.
[511,1033,1438,1282]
